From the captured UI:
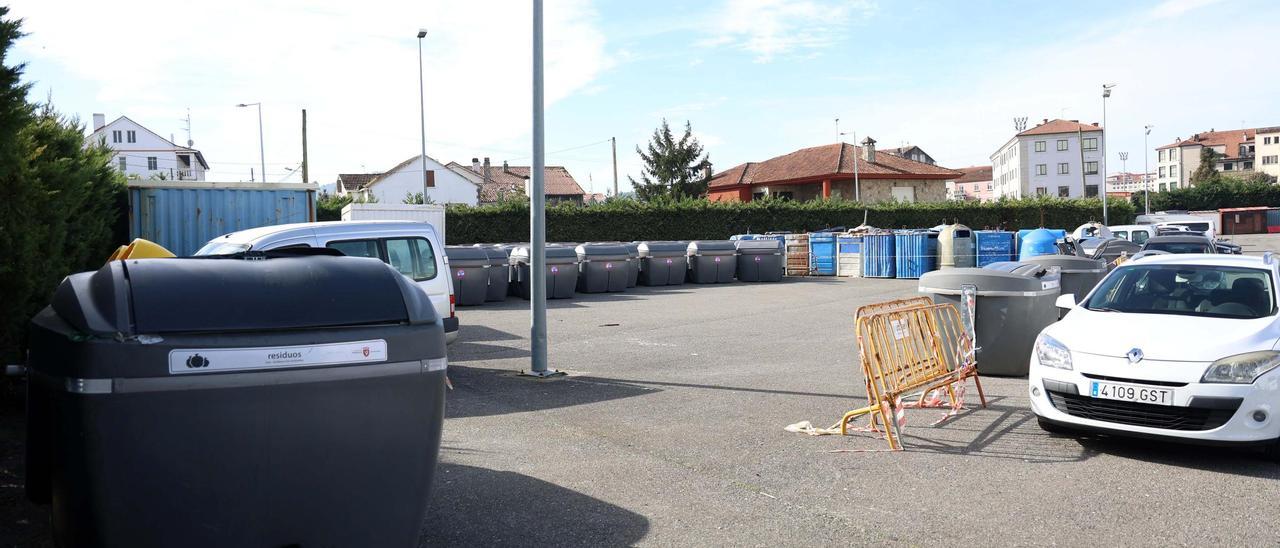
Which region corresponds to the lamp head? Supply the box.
[417,29,428,38]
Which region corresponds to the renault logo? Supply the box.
[1126,348,1144,364]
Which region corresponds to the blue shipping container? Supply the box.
[861,233,896,278]
[808,232,837,276]
[975,230,1016,266]
[129,182,317,256]
[894,231,938,279]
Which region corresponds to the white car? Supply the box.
[196,221,459,343]
[1029,253,1280,459]
[1106,224,1155,246]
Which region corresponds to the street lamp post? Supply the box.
[1144,124,1153,214]
[236,102,265,183]
[1101,84,1116,225]
[417,29,430,201]
[1119,152,1128,195]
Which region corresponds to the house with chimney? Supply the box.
[344,154,479,205]
[447,157,588,205]
[706,138,959,203]
[87,113,208,181]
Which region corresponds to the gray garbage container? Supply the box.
[734,239,784,282]
[24,254,447,547]
[575,243,631,293]
[917,261,1061,376]
[511,245,579,299]
[638,241,688,286]
[477,245,511,302]
[1024,255,1106,303]
[687,240,737,284]
[621,242,640,288]
[446,245,493,306]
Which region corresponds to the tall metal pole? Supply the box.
[417,29,430,200]
[525,0,556,377]
[853,132,860,202]
[611,136,618,198]
[1101,84,1115,225]
[256,105,265,184]
[301,109,309,184]
[1144,125,1152,214]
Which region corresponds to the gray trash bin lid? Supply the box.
[688,240,737,256]
[445,246,491,268]
[1023,254,1106,273]
[734,239,783,254]
[574,243,631,262]
[511,245,579,265]
[476,245,511,265]
[918,262,1061,296]
[638,241,689,257]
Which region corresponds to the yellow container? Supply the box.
[937,224,975,269]
[107,239,176,262]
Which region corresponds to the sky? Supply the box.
[8,0,1279,194]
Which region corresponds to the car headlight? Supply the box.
[1035,333,1072,370]
[1201,351,1280,384]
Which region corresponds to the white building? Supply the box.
[991,119,1104,199]
[355,154,479,205]
[1155,126,1279,190]
[88,114,208,181]
[1105,172,1155,193]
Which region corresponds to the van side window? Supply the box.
[1132,231,1150,244]
[327,239,380,258]
[385,237,437,281]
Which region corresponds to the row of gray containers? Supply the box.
[444,239,787,305]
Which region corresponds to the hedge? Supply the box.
[1130,174,1280,212]
[444,197,1135,244]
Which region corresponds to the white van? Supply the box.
[196,221,458,343]
[1106,224,1156,245]
[1134,213,1217,239]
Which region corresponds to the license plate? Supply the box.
[1089,381,1175,406]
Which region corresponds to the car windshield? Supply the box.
[194,241,251,256]
[1143,241,1212,254]
[1084,264,1275,319]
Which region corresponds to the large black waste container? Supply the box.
[511,245,579,299]
[477,245,511,302]
[446,245,493,306]
[621,242,640,288]
[575,243,631,293]
[734,239,784,282]
[917,262,1061,376]
[1024,255,1107,303]
[24,255,447,547]
[638,241,688,286]
[687,241,737,284]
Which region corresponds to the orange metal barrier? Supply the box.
[841,300,986,450]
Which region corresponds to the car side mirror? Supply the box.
[1055,294,1077,310]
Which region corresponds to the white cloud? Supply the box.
[702,0,876,62]
[1152,0,1225,19]
[9,0,611,183]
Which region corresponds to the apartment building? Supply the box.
[990,119,1104,199]
[1155,125,1279,190]
[1105,172,1155,193]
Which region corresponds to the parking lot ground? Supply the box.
[4,264,1278,547]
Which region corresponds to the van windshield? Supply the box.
[1084,264,1275,319]
[194,242,251,256]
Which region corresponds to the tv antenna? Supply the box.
[180,108,193,147]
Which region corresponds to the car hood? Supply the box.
[1048,309,1280,362]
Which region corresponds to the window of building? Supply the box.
[1083,137,1098,151]
[1244,161,1254,170]
[986,183,992,190]
[111,130,121,143]
[1169,182,1178,190]
[1263,155,1279,165]
[1058,163,1069,175]
[126,130,136,143]
[1057,140,1068,151]
[1058,186,1070,197]
[1036,187,1047,196]
[1034,140,1046,152]
[117,156,126,170]
[1159,166,1166,177]
[1036,164,1047,176]
[1159,150,1165,161]
[1224,162,1233,171]
[1085,185,1098,197]
[147,156,157,170]
[1084,161,1098,175]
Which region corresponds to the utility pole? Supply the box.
[523,0,558,378]
[1143,124,1153,214]
[1101,83,1116,225]
[417,29,431,201]
[301,109,309,184]
[611,136,618,198]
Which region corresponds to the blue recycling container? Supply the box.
[1016,228,1066,255]
[894,231,938,279]
[1018,228,1062,260]
[808,232,837,276]
[861,233,896,278]
[975,230,1016,267]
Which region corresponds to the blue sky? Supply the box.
[9,0,1279,193]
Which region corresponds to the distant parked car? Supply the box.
[1031,253,1280,460]
[1141,234,1217,255]
[197,221,459,343]
[1108,224,1155,245]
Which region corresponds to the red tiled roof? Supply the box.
[462,164,586,200]
[1018,119,1102,137]
[337,173,380,191]
[953,165,992,184]
[708,142,959,189]
[1156,128,1256,160]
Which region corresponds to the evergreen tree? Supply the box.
[629,119,712,201]
[1189,147,1222,186]
[0,7,37,360]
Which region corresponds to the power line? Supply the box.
[505,138,611,162]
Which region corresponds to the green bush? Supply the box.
[1131,174,1280,212]
[445,196,1135,244]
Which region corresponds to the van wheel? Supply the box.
[1037,417,1073,436]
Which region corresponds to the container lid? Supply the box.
[50,256,433,337]
[477,245,512,261]
[638,241,688,256]
[918,262,1061,294]
[734,239,783,252]
[510,245,579,264]
[1023,254,1106,273]
[445,245,492,266]
[575,243,631,261]
[687,240,737,255]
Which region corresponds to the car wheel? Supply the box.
[1037,417,1073,436]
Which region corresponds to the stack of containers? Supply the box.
[974,230,1016,267]
[784,234,810,276]
[807,232,837,276]
[894,231,938,279]
[861,233,896,278]
[836,233,862,277]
